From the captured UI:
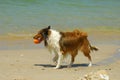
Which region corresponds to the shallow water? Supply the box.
[0,0,120,36]
[95,48,120,66]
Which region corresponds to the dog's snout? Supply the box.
[33,36,35,39]
[33,34,41,39]
[33,36,37,39]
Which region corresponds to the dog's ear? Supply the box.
[48,25,51,29]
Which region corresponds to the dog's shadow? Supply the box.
[34,63,91,68]
[34,64,56,68]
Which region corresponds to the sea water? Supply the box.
[0,0,120,49]
[0,0,120,35]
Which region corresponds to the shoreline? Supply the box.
[0,30,120,50]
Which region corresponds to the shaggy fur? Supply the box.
[33,26,98,69]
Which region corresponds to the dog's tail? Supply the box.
[88,39,98,51]
[90,45,98,51]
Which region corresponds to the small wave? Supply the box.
[0,33,34,40]
[96,49,120,66]
[7,33,34,39]
[8,33,32,36]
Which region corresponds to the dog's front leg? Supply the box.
[52,53,58,65]
[54,52,63,69]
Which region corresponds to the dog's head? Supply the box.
[33,26,51,44]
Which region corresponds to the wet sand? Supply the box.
[0,31,120,80]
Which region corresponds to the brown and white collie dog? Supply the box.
[33,26,98,69]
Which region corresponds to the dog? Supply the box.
[33,26,98,69]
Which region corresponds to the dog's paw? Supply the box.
[53,66,61,69]
[88,63,92,67]
[67,65,72,68]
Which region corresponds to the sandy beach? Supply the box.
[0,36,120,80]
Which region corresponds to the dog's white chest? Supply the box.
[47,29,61,49]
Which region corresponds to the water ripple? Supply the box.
[96,48,120,66]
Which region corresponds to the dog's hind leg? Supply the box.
[67,50,78,68]
[81,46,92,67]
[87,54,92,67]
[83,52,92,67]
[81,39,92,67]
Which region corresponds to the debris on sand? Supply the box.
[77,70,109,80]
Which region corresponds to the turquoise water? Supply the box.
[0,0,120,36]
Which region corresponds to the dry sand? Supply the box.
[0,44,120,80]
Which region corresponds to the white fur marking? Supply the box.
[88,61,92,67]
[54,53,63,69]
[47,29,61,50]
[46,29,62,69]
